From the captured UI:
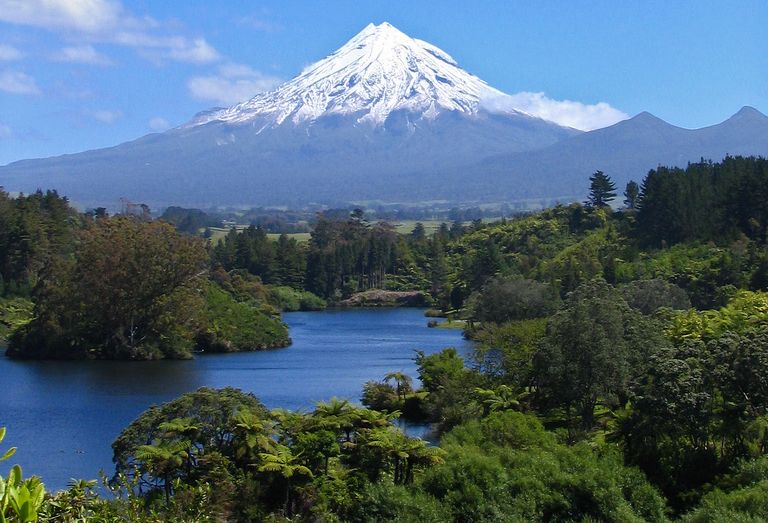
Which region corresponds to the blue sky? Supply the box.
[0,0,765,165]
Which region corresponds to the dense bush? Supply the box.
[8,217,209,359]
[622,278,691,314]
[471,277,557,323]
[198,283,291,352]
[422,411,668,522]
[269,285,327,311]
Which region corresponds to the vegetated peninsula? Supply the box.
[0,201,292,359]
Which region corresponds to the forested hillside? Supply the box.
[206,156,768,314]
[3,156,768,521]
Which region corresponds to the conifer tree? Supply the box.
[586,171,617,208]
[624,180,640,209]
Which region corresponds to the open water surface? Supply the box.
[0,308,471,490]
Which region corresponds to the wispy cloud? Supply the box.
[53,45,113,65]
[148,117,170,132]
[0,44,22,61]
[0,123,11,138]
[89,109,123,124]
[188,64,282,106]
[0,0,126,32]
[111,33,219,64]
[0,69,40,94]
[482,91,628,131]
[0,0,220,64]
[237,14,283,33]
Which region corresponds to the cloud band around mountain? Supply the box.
[482,92,628,131]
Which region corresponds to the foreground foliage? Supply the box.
[8,391,669,522]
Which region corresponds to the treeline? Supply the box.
[304,215,402,298]
[210,214,443,302]
[212,226,306,288]
[637,155,768,245]
[0,189,79,296]
[205,156,768,312]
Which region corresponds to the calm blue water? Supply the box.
[0,309,471,490]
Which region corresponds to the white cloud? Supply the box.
[163,37,219,64]
[0,0,219,64]
[53,45,112,65]
[237,14,282,33]
[481,91,628,131]
[0,69,40,94]
[148,117,170,132]
[89,109,122,124]
[188,64,282,106]
[0,44,22,61]
[0,123,11,138]
[0,0,126,32]
[110,31,220,63]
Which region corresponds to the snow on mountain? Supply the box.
[1,22,764,210]
[191,22,523,128]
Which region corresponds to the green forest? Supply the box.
[3,155,768,520]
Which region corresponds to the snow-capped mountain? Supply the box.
[191,22,518,128]
[3,22,764,209]
[0,22,578,207]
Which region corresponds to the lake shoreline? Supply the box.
[0,308,472,491]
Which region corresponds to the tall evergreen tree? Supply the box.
[586,171,617,208]
[624,180,640,209]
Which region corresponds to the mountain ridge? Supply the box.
[0,23,766,209]
[437,106,768,203]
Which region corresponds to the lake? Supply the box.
[0,308,472,490]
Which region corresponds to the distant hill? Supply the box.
[0,22,766,208]
[438,106,768,203]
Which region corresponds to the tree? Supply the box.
[534,279,641,431]
[416,349,466,394]
[410,222,426,241]
[313,397,357,441]
[471,277,557,323]
[624,180,640,209]
[9,216,210,359]
[135,440,190,502]
[428,238,449,308]
[586,170,617,208]
[112,388,267,478]
[361,381,399,412]
[258,444,312,514]
[384,372,413,402]
[232,409,276,464]
[618,327,768,508]
[473,385,521,416]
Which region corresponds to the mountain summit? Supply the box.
[0,22,576,207]
[191,22,514,128]
[1,23,765,208]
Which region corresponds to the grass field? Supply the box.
[391,220,447,235]
[205,227,312,244]
[205,218,496,244]
[267,232,312,242]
